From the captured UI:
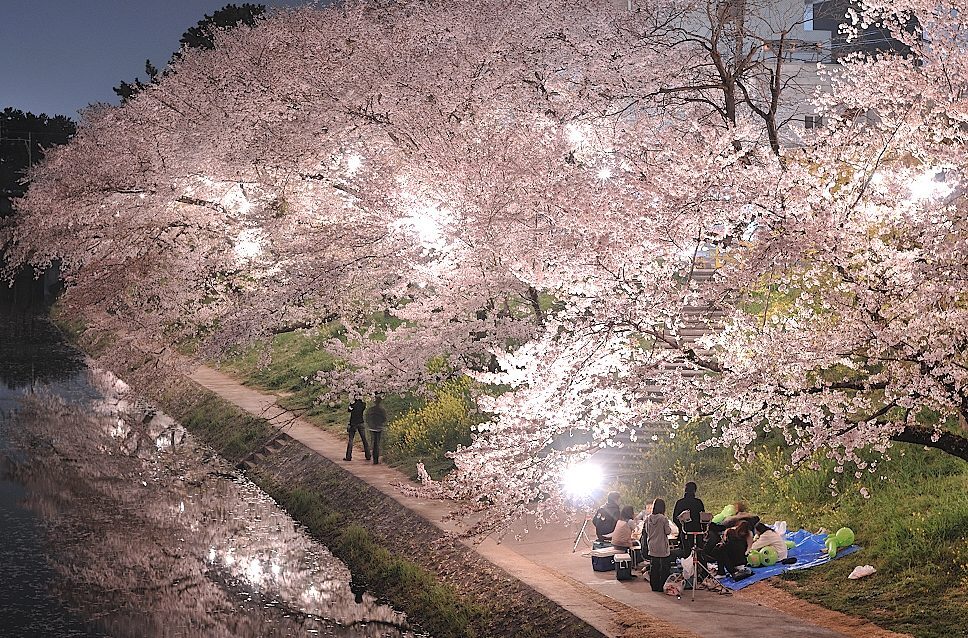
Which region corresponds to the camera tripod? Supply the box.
[572,514,595,552]
[683,531,730,599]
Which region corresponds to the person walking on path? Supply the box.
[365,395,387,465]
[673,481,704,558]
[643,498,673,592]
[344,398,370,461]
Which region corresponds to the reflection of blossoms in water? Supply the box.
[3,368,424,638]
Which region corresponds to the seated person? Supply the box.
[708,520,754,576]
[701,501,759,561]
[610,505,637,550]
[592,491,621,541]
[750,522,788,560]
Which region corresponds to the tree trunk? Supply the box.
[890,425,968,462]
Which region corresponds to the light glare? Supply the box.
[562,462,602,499]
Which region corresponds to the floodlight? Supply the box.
[909,168,953,201]
[561,461,603,500]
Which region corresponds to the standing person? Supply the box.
[592,491,622,542]
[673,481,705,558]
[643,498,672,592]
[343,398,370,462]
[365,395,388,465]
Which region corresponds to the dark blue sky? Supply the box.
[0,1,308,120]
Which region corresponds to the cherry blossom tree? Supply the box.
[5,0,968,532]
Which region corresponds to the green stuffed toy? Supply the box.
[711,504,737,525]
[760,546,779,566]
[747,551,763,567]
[835,527,855,546]
[824,527,855,558]
[786,540,795,549]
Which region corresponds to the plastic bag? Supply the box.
[680,554,695,580]
[664,573,685,596]
[772,520,788,536]
[848,565,876,579]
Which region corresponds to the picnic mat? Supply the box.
[717,528,862,590]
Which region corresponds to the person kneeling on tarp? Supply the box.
[750,522,788,560]
[592,491,622,542]
[711,520,753,576]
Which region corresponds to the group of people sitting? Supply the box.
[591,487,684,591]
[703,505,789,577]
[592,482,788,590]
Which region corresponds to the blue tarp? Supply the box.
[717,528,862,590]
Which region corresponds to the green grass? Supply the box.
[175,393,274,461]
[258,481,484,638]
[624,424,968,638]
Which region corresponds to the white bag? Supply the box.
[680,554,696,580]
[848,565,876,579]
[772,520,788,536]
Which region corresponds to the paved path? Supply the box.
[190,365,848,638]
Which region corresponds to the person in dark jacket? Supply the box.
[365,395,388,465]
[673,481,705,558]
[343,398,370,461]
[709,519,754,576]
[592,491,622,541]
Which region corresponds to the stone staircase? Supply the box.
[237,431,297,471]
[592,267,724,475]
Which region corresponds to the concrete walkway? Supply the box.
[190,365,848,638]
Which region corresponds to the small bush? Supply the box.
[385,377,474,474]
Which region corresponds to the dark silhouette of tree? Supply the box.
[178,3,267,52]
[112,60,160,103]
[0,108,75,217]
[113,4,266,102]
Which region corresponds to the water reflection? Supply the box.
[0,311,85,390]
[1,363,423,637]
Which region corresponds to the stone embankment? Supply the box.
[69,335,658,638]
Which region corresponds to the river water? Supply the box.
[0,308,423,637]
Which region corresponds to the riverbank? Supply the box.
[64,328,617,638]
[63,316,900,638]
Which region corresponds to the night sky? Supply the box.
[0,0,310,121]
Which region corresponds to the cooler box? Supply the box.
[591,547,620,571]
[629,541,643,565]
[615,553,634,581]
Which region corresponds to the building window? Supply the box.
[805,114,824,129]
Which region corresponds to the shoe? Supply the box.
[343,456,352,461]
[364,455,371,460]
[372,460,380,465]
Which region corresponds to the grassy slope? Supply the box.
[624,429,968,638]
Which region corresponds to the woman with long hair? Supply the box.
[718,519,754,575]
[643,498,672,592]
